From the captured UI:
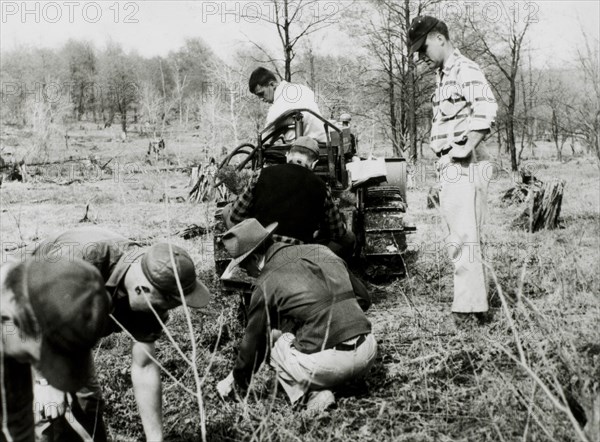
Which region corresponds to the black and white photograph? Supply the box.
[1,1,598,441]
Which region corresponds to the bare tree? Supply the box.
[170,57,189,128]
[243,0,348,81]
[466,3,535,171]
[62,40,98,122]
[543,74,574,162]
[517,49,542,162]
[98,43,138,135]
[207,59,253,146]
[361,0,437,159]
[574,28,600,161]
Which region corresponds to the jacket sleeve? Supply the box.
[232,285,271,390]
[228,170,260,225]
[348,270,371,311]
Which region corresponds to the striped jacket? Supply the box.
[430,49,497,154]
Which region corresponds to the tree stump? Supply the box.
[426,185,441,209]
[188,159,218,203]
[502,169,543,204]
[513,179,565,232]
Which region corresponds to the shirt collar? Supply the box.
[265,242,291,263]
[105,249,144,290]
[287,160,312,169]
[439,48,461,77]
[273,80,288,101]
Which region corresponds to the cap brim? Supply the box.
[409,35,427,55]
[221,222,278,278]
[183,278,211,308]
[39,340,93,392]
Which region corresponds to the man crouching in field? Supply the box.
[216,219,376,413]
[1,257,110,442]
[31,226,211,442]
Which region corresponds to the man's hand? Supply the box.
[449,136,472,159]
[33,381,67,422]
[450,131,487,160]
[217,371,235,398]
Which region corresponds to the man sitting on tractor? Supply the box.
[249,67,327,143]
[222,136,355,260]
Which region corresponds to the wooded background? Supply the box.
[1,0,598,170]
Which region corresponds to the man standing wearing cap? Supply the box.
[408,16,497,323]
[222,136,355,259]
[216,219,376,413]
[248,67,327,143]
[1,257,110,442]
[31,226,211,442]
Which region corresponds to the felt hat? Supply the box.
[222,219,278,270]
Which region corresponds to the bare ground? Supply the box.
[1,128,598,441]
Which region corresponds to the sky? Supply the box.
[1,1,598,68]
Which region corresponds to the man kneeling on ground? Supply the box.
[31,226,211,442]
[216,219,377,413]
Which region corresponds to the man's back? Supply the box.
[255,244,371,352]
[251,164,327,243]
[33,227,165,342]
[34,226,138,281]
[265,81,327,143]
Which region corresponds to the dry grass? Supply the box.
[1,127,598,441]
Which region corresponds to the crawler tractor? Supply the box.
[212,109,416,296]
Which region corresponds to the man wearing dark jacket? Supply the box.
[216,219,376,413]
[222,136,355,259]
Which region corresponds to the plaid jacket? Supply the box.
[430,49,497,154]
[228,168,346,245]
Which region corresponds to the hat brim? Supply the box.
[183,278,211,308]
[221,222,278,278]
[408,18,439,55]
[38,340,93,392]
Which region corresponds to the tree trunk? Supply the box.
[406,0,417,161]
[388,47,399,156]
[121,110,127,133]
[551,109,562,161]
[284,1,292,82]
[77,87,84,121]
[507,80,518,171]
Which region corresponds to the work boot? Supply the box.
[305,390,335,414]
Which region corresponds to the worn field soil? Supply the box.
[1,126,598,441]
